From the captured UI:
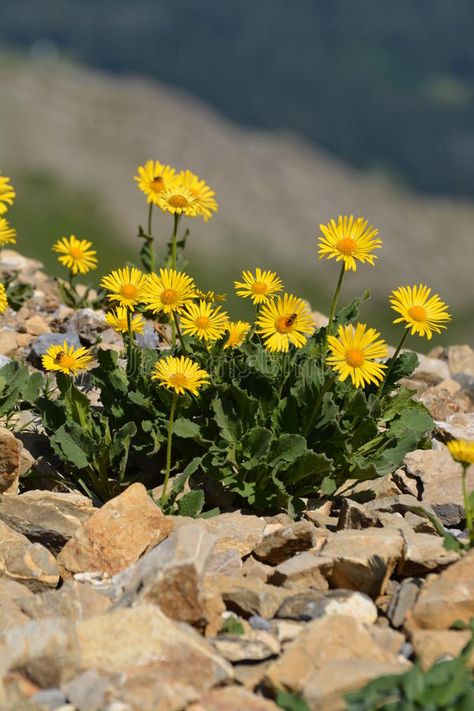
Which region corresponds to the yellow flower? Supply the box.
[178,169,218,221]
[318,215,382,271]
[157,186,198,217]
[52,235,98,275]
[234,268,283,304]
[256,294,315,352]
[0,175,15,215]
[143,268,195,315]
[134,160,177,204]
[152,355,209,396]
[0,217,16,247]
[105,306,145,335]
[180,300,228,342]
[327,323,388,388]
[224,321,251,349]
[101,267,148,311]
[0,284,8,313]
[447,440,474,466]
[42,341,93,376]
[390,284,451,340]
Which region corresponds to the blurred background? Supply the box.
[0,0,473,346]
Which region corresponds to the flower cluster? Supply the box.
[0,173,16,313]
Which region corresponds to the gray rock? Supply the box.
[30,689,67,710]
[276,589,377,625]
[387,578,423,628]
[0,355,11,368]
[63,670,112,711]
[31,332,81,358]
[253,520,318,565]
[249,615,273,631]
[135,324,160,349]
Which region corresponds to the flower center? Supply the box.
[117,319,128,330]
[59,354,76,369]
[196,316,210,329]
[251,281,268,294]
[408,305,427,322]
[168,194,189,208]
[275,315,295,334]
[120,284,138,300]
[337,237,356,255]
[151,176,165,193]
[170,373,189,388]
[69,247,84,259]
[345,348,365,367]
[161,288,178,305]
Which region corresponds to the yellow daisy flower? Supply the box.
[157,185,198,217]
[224,321,251,349]
[180,300,228,342]
[0,175,15,215]
[0,284,8,313]
[143,268,195,315]
[0,217,16,247]
[327,323,388,388]
[152,355,209,396]
[390,284,451,340]
[318,215,382,271]
[178,169,218,221]
[52,235,98,275]
[256,294,315,352]
[101,267,148,311]
[134,160,177,204]
[447,440,474,466]
[105,306,145,335]
[234,268,283,305]
[42,341,93,376]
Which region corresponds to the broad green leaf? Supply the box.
[241,427,273,467]
[50,424,89,469]
[177,489,205,517]
[270,434,307,467]
[212,396,242,442]
[334,289,370,327]
[173,417,201,439]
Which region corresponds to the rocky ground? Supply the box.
[1,251,474,711]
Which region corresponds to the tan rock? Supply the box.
[270,551,332,590]
[253,520,319,565]
[407,549,474,630]
[202,511,267,557]
[448,345,474,376]
[189,687,280,711]
[410,629,473,671]
[414,353,450,382]
[264,614,406,697]
[0,428,23,494]
[0,331,19,357]
[242,556,274,583]
[419,387,465,420]
[435,412,474,440]
[216,576,288,619]
[276,589,378,625]
[24,315,50,336]
[398,531,459,577]
[18,580,111,622]
[0,520,59,591]
[78,604,233,686]
[213,630,280,662]
[320,528,404,599]
[0,490,94,553]
[58,483,173,575]
[0,579,33,631]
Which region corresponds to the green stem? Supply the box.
[173,312,187,354]
[327,263,345,336]
[171,213,181,270]
[377,329,409,397]
[147,203,155,273]
[462,464,474,543]
[126,308,135,372]
[161,393,178,506]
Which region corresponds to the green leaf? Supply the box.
[334,289,370,327]
[219,615,245,636]
[241,427,273,467]
[109,421,137,480]
[321,475,338,495]
[173,417,201,439]
[50,424,90,469]
[177,489,205,517]
[270,434,307,467]
[275,691,310,711]
[212,396,242,442]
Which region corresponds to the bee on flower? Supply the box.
[134,160,178,204]
[256,294,314,352]
[42,341,94,376]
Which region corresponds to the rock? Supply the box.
[3,618,80,687]
[414,353,450,382]
[77,605,233,686]
[24,315,50,336]
[435,412,474,441]
[216,576,288,619]
[276,589,377,625]
[63,670,114,711]
[30,688,67,709]
[31,332,81,359]
[18,580,111,622]
[264,614,407,700]
[410,629,474,671]
[0,330,19,357]
[448,345,474,377]
[199,511,267,557]
[407,549,474,630]
[0,520,59,591]
[189,687,281,711]
[398,531,459,577]
[253,521,320,565]
[107,669,199,711]
[337,499,379,530]
[205,548,242,578]
[403,448,473,525]
[213,630,280,662]
[135,323,160,349]
[272,619,305,643]
[270,552,332,590]
[0,428,23,494]
[0,578,33,630]
[319,528,404,599]
[418,386,466,420]
[242,556,274,583]
[0,491,94,553]
[249,615,273,631]
[58,483,173,576]
[387,578,423,628]
[115,524,224,636]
